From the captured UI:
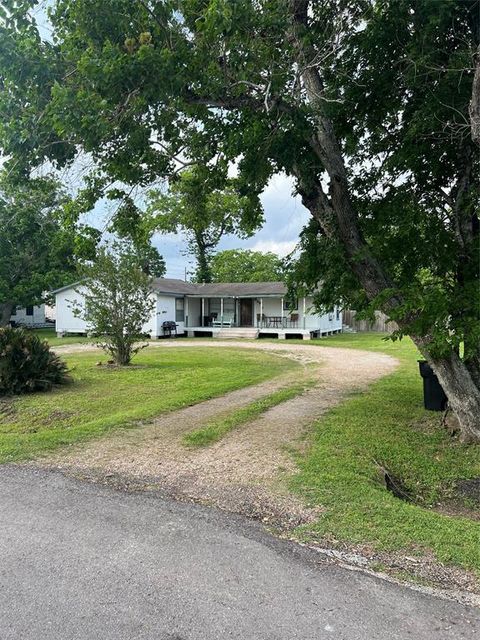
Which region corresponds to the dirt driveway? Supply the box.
[42,340,397,527]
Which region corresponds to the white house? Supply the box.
[54,278,342,340]
[8,304,50,328]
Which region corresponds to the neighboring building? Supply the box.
[9,304,51,328]
[53,278,342,340]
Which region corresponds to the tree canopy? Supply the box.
[147,167,263,282]
[0,171,95,326]
[0,0,479,439]
[210,249,284,283]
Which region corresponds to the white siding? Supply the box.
[10,304,46,327]
[156,294,186,335]
[56,286,160,337]
[55,287,89,334]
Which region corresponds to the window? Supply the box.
[283,297,298,311]
[336,308,340,321]
[175,298,185,322]
[26,306,34,316]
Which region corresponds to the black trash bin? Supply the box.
[418,360,448,411]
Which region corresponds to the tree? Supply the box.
[210,249,284,283]
[0,1,479,440]
[147,167,262,282]
[0,172,89,327]
[74,242,155,365]
[135,243,166,278]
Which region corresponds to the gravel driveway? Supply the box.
[44,341,397,527]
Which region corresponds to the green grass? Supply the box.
[183,381,312,448]
[32,328,92,346]
[0,347,297,463]
[289,333,480,573]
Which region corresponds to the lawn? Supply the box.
[0,346,297,463]
[32,328,92,346]
[290,333,480,575]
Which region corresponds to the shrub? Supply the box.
[0,327,71,395]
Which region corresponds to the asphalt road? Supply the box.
[0,466,478,640]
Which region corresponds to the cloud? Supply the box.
[248,239,298,257]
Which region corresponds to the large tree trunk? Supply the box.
[413,337,480,443]
[0,303,13,328]
[194,236,213,283]
[470,44,480,145]
[290,0,480,443]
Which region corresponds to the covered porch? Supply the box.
[184,295,310,330]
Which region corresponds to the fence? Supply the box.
[342,310,398,333]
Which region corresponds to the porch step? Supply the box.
[217,328,259,339]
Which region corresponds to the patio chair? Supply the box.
[212,315,234,327]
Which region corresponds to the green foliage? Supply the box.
[210,249,284,283]
[0,0,478,361]
[74,242,155,365]
[288,1,480,359]
[148,167,263,282]
[0,171,90,320]
[0,327,70,395]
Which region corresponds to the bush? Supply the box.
[0,327,71,395]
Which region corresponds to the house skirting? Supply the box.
[185,326,317,340]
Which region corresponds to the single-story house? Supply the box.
[8,304,51,328]
[54,278,342,340]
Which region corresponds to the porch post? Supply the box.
[220,297,224,326]
[185,297,189,328]
[201,298,205,327]
[281,298,284,323]
[260,298,263,327]
[303,297,306,329]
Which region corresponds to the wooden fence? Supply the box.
[342,310,398,333]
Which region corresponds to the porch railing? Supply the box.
[256,316,301,329]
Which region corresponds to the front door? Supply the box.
[240,299,253,327]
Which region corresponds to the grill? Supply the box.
[162,321,178,338]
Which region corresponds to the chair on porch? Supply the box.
[289,313,299,328]
[211,315,234,327]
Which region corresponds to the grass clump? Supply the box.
[183,382,311,448]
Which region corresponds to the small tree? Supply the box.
[75,243,155,366]
[210,250,284,283]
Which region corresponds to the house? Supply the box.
[54,278,342,340]
[8,304,51,328]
